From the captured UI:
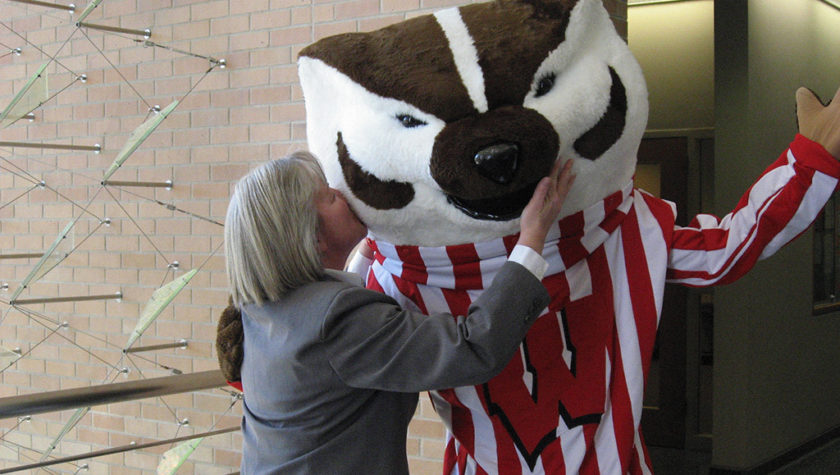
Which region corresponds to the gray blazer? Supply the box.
[239,260,549,474]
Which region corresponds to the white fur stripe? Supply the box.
[434,8,488,113]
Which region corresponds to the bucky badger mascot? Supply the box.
[294,0,840,473]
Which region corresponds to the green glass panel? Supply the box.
[76,0,104,23]
[0,62,48,127]
[125,268,198,349]
[40,407,90,461]
[10,217,79,302]
[0,346,21,370]
[157,437,204,475]
[103,100,179,181]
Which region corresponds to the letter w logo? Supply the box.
[482,258,614,470]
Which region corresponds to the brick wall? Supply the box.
[0,1,626,473]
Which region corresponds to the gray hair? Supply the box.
[224,151,327,307]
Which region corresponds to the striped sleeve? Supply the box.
[667,135,840,287]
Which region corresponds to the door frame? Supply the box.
[639,128,714,452]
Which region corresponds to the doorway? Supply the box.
[636,131,715,452]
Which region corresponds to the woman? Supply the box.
[221,151,574,474]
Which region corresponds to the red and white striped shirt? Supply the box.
[366,135,840,474]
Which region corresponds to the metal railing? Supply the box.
[0,369,228,418]
[0,369,237,473]
[0,426,239,474]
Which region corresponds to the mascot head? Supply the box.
[299,0,648,246]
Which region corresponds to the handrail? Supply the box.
[0,370,228,419]
[0,426,239,474]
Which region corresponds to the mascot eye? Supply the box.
[534,73,556,98]
[396,114,427,128]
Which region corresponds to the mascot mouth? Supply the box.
[446,182,538,221]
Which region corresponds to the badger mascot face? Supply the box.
[298,0,833,473]
[299,0,647,246]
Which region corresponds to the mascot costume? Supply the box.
[218,0,840,473]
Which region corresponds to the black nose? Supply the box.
[474,143,519,184]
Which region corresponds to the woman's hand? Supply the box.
[797,86,840,160]
[518,159,576,254]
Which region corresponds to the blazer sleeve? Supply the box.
[322,260,549,392]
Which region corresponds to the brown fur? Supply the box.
[460,0,570,108]
[337,132,415,210]
[300,14,474,121]
[298,0,574,120]
[573,67,627,159]
[431,106,558,199]
[215,299,243,382]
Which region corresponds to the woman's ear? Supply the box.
[317,234,329,256]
